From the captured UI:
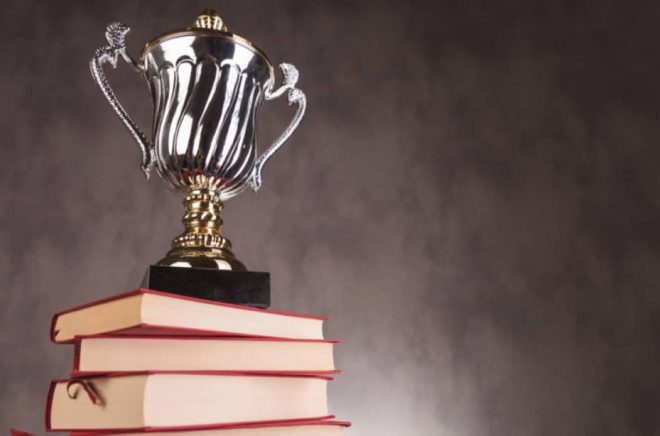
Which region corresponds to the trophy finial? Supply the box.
[192,10,227,32]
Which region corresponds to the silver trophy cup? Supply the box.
[91,11,306,271]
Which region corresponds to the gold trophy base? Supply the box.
[157,246,246,271]
[156,176,246,271]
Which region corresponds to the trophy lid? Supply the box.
[140,9,273,70]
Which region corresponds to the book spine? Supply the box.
[49,312,59,343]
[44,381,56,431]
[72,341,81,372]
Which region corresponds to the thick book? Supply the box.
[47,372,330,431]
[51,289,325,343]
[68,419,350,435]
[72,335,337,374]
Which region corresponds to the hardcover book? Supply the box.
[51,289,325,343]
[72,335,337,374]
[47,372,331,431]
[67,419,350,435]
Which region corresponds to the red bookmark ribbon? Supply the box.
[66,379,104,406]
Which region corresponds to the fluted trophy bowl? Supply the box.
[144,32,272,198]
[91,11,306,270]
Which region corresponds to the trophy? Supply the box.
[90,10,306,307]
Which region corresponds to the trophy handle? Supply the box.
[90,22,155,178]
[249,63,307,191]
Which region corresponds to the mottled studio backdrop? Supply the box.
[1,1,659,435]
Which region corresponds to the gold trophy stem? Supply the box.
[156,179,246,271]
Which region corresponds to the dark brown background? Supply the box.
[1,1,659,435]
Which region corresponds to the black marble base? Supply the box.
[141,265,270,308]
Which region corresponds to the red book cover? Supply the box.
[67,418,351,435]
[46,372,334,432]
[51,288,328,343]
[70,334,340,375]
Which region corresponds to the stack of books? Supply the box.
[46,288,350,435]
